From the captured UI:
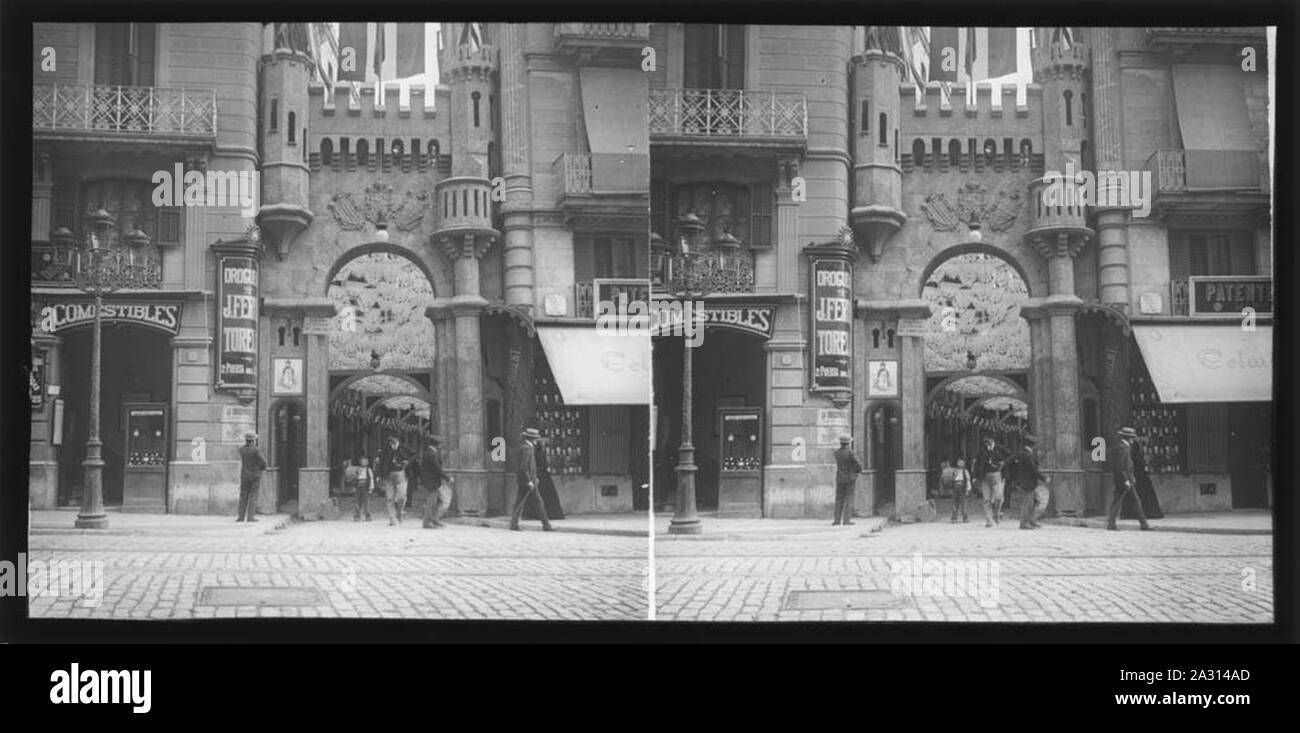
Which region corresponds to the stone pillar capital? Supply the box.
[1028,230,1089,260]
[433,231,497,262]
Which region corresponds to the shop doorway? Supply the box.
[652,328,766,512]
[57,324,172,507]
[270,400,306,509]
[867,403,900,512]
[1228,403,1272,509]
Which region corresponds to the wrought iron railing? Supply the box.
[649,88,807,141]
[554,23,651,42]
[562,153,594,194]
[577,278,651,318]
[1170,279,1190,316]
[558,153,649,195]
[1146,149,1187,194]
[33,84,217,138]
[657,251,755,295]
[32,243,162,289]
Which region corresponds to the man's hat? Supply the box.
[838,435,853,445]
[522,427,543,440]
[1118,426,1138,438]
[983,435,996,443]
[1022,434,1038,445]
[244,432,257,442]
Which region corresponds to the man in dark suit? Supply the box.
[237,432,267,523]
[1006,435,1049,529]
[420,432,453,529]
[1107,426,1151,531]
[510,428,554,532]
[832,435,862,526]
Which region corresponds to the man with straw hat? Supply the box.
[510,428,554,532]
[1106,426,1151,531]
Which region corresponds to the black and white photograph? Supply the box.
[24,21,651,622]
[650,24,1277,624]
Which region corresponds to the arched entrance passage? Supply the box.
[920,248,1033,497]
[325,248,440,497]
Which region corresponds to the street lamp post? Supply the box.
[51,212,161,529]
[668,213,705,535]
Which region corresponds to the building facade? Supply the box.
[650,25,1272,519]
[29,22,651,518]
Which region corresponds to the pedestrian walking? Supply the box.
[236,432,266,523]
[832,435,862,526]
[1005,435,1048,529]
[973,435,1010,527]
[510,428,554,532]
[533,434,566,520]
[1128,437,1163,520]
[344,456,372,521]
[1106,426,1152,531]
[378,434,414,526]
[420,432,453,529]
[948,456,972,523]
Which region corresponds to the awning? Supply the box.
[579,67,649,155]
[536,327,650,405]
[1171,64,1259,189]
[1132,324,1272,403]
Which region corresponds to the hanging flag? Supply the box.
[1052,27,1074,49]
[337,22,368,83]
[395,24,425,78]
[964,27,977,80]
[373,22,387,78]
[987,27,1017,78]
[903,27,930,87]
[460,22,483,51]
[929,27,960,82]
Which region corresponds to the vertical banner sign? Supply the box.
[217,255,259,390]
[811,257,853,392]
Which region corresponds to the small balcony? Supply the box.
[33,84,217,145]
[1146,149,1188,194]
[649,88,807,151]
[1145,148,1269,216]
[576,278,651,319]
[1025,176,1092,243]
[556,153,649,229]
[553,23,650,66]
[654,250,756,296]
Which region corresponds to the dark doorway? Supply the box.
[630,405,651,511]
[57,324,171,507]
[868,403,900,512]
[271,400,306,509]
[1228,403,1272,509]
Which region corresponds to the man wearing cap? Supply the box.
[510,428,554,532]
[973,435,1010,527]
[236,432,267,523]
[1006,435,1048,529]
[420,432,453,529]
[832,435,862,526]
[378,434,414,526]
[1106,426,1151,531]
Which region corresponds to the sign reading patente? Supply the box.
[216,255,259,390]
[38,302,182,335]
[1190,277,1273,316]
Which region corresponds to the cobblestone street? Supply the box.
[655,522,1274,623]
[27,517,649,621]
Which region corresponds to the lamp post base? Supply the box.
[667,517,703,535]
[74,514,109,529]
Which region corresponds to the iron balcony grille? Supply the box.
[553,23,651,41]
[649,88,807,141]
[656,251,756,295]
[33,84,218,138]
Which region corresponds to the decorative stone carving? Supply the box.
[328,183,430,233]
[921,182,1023,233]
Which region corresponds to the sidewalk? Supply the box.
[1040,510,1272,535]
[442,512,651,537]
[29,508,294,537]
[655,513,890,541]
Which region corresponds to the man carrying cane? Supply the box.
[510,428,554,532]
[1107,426,1152,531]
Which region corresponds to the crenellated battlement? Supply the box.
[901,81,1042,120]
[309,82,447,120]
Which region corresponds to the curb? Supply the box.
[1039,517,1272,536]
[655,518,890,542]
[30,513,297,537]
[440,516,650,538]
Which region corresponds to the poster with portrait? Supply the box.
[867,359,898,397]
[272,357,304,395]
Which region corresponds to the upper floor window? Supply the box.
[683,24,745,89]
[55,178,180,246]
[94,23,156,87]
[1169,230,1256,278]
[668,182,772,249]
[591,235,638,279]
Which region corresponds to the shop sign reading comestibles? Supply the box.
[810,257,853,392]
[217,255,259,390]
[38,301,182,335]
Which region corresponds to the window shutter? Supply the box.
[1186,403,1227,473]
[749,181,772,247]
[683,26,712,89]
[1228,232,1254,275]
[588,405,629,475]
[574,234,594,284]
[1187,234,1208,276]
[134,23,156,86]
[156,207,182,246]
[1168,232,1190,281]
[724,25,746,89]
[95,24,128,85]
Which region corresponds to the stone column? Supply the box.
[499,23,535,310]
[1087,27,1132,311]
[774,159,801,294]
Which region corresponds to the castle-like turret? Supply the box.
[258,25,315,260]
[848,27,908,262]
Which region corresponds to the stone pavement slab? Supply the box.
[444,512,651,537]
[1041,511,1272,535]
[655,513,890,541]
[30,509,293,537]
